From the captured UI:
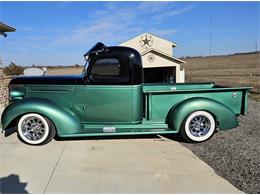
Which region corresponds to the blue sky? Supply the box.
[0,1,259,66]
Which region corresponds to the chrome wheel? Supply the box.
[189,115,211,137]
[18,113,50,145]
[182,111,216,142]
[21,116,46,141]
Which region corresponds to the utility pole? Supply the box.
[209,16,213,82]
[209,16,212,56]
[255,40,258,52]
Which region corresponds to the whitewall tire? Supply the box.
[181,111,216,142]
[17,113,55,145]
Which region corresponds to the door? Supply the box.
[84,56,133,124]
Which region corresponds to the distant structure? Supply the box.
[23,67,47,76]
[0,22,16,38]
[120,32,185,83]
[23,68,46,76]
[0,22,16,67]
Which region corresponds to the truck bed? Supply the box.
[143,82,251,122]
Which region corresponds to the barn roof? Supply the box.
[143,32,178,47]
[141,48,185,64]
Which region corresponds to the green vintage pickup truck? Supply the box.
[1,43,252,145]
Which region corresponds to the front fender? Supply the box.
[1,98,83,135]
[168,97,238,132]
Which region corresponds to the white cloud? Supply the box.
[136,1,175,13]
[154,3,197,21]
[19,27,34,32]
[50,2,193,47]
[51,4,140,46]
[56,1,73,8]
[151,28,178,37]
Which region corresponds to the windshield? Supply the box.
[84,42,106,57]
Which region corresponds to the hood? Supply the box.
[9,74,84,85]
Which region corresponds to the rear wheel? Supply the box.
[17,113,56,145]
[181,111,216,142]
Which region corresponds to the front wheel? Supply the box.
[180,111,216,142]
[17,113,56,145]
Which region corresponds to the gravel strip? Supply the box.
[180,99,260,193]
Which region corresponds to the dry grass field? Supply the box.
[47,66,83,75]
[181,52,260,93]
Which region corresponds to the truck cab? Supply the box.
[78,42,143,124]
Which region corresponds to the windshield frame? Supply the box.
[82,57,90,77]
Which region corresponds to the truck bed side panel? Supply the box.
[144,87,250,122]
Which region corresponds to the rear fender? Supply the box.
[168,97,238,131]
[1,98,83,135]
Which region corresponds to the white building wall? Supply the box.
[120,33,174,56]
[180,69,185,83]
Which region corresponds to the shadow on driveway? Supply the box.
[54,133,188,143]
[0,174,28,194]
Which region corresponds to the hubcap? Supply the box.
[21,116,46,141]
[189,115,211,137]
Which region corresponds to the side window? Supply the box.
[91,58,120,77]
[89,56,130,84]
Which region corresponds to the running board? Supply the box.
[60,130,178,137]
[59,122,178,137]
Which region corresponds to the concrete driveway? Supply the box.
[0,130,242,194]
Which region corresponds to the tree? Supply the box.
[3,62,24,76]
[74,64,81,68]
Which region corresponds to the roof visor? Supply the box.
[83,42,108,61]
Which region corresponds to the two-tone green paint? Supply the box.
[1,82,251,138]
